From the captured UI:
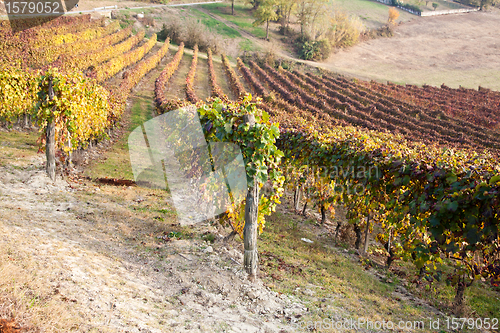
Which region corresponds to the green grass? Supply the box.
[403,259,500,319]
[120,8,155,15]
[258,211,438,328]
[0,130,39,167]
[0,130,38,150]
[330,0,416,29]
[119,19,134,29]
[190,8,241,38]
[467,284,500,318]
[84,93,154,181]
[238,38,258,52]
[258,208,500,329]
[200,3,267,39]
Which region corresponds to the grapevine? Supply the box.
[185,45,200,103]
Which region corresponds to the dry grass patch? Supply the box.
[258,200,445,331]
[0,242,83,332]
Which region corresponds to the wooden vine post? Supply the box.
[243,113,259,280]
[363,213,370,255]
[294,186,301,212]
[46,77,56,181]
[66,133,72,168]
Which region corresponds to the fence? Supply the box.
[372,0,479,16]
[395,5,421,15]
[420,7,479,16]
[93,5,118,11]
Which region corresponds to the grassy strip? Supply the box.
[190,8,242,38]
[200,3,267,39]
[259,204,500,326]
[84,90,155,181]
[0,131,39,168]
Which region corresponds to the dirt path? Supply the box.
[194,57,211,101]
[0,50,306,332]
[1,157,309,332]
[213,57,236,100]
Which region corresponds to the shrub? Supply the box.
[388,8,399,24]
[392,0,422,13]
[278,25,294,36]
[158,17,183,44]
[325,12,364,48]
[292,7,364,61]
[315,39,331,59]
[296,38,315,60]
[158,17,222,53]
[295,36,332,61]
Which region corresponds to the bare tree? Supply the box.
[277,0,295,33]
[295,0,327,36]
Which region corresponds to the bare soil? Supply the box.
[0,152,306,332]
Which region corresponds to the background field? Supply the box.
[331,0,415,28]
[318,9,500,90]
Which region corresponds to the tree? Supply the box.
[247,0,261,9]
[432,2,439,10]
[253,0,279,41]
[480,0,497,10]
[388,7,399,24]
[295,0,327,36]
[277,0,296,33]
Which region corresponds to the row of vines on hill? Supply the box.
[154,43,185,113]
[0,28,150,124]
[364,80,500,130]
[318,74,500,148]
[222,54,246,99]
[30,21,121,69]
[36,37,172,157]
[234,57,500,308]
[246,57,500,152]
[1,17,114,68]
[185,45,200,103]
[54,26,137,72]
[153,53,499,300]
[93,33,157,83]
[2,17,498,303]
[207,48,226,99]
[1,17,170,175]
[278,124,500,308]
[152,50,285,278]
